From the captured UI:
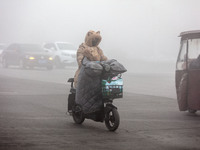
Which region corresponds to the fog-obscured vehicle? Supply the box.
[43,42,77,68]
[176,30,200,113]
[1,43,53,70]
[0,43,7,63]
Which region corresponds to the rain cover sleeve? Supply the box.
[75,58,103,114]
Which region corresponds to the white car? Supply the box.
[43,42,77,68]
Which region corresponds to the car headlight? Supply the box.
[49,57,53,61]
[29,56,35,60]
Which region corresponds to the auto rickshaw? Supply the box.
[176,30,200,113]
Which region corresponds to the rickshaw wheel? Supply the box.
[72,105,85,124]
[188,109,197,114]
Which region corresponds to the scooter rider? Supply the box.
[74,30,107,88]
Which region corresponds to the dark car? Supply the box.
[1,43,53,70]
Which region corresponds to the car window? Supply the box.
[0,45,5,50]
[19,44,43,52]
[57,43,76,50]
[44,43,57,51]
[6,44,18,51]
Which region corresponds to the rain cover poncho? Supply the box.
[75,57,126,114]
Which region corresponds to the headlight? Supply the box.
[29,56,35,60]
[49,57,53,61]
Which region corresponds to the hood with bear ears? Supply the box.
[85,30,102,47]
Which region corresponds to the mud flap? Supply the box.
[68,93,75,112]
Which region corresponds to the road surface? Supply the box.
[0,66,200,150]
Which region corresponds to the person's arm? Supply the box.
[77,45,85,67]
[98,48,107,61]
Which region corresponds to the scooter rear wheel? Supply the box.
[72,105,85,124]
[105,108,120,131]
[188,109,197,114]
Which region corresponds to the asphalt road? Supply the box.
[0,67,200,150]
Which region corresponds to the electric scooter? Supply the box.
[67,62,125,131]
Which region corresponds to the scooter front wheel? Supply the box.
[72,105,85,124]
[105,108,120,131]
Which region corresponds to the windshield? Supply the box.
[57,43,76,50]
[188,38,200,59]
[176,38,200,70]
[20,44,44,52]
[176,40,187,70]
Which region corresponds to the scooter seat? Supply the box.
[68,78,74,82]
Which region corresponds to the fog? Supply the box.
[1,0,200,73]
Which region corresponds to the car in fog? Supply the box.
[0,43,7,63]
[1,43,54,70]
[43,42,77,68]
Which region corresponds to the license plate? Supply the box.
[38,60,46,64]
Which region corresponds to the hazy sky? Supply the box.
[0,0,200,72]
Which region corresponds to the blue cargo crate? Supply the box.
[102,76,123,99]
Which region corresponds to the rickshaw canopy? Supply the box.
[179,30,200,40]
